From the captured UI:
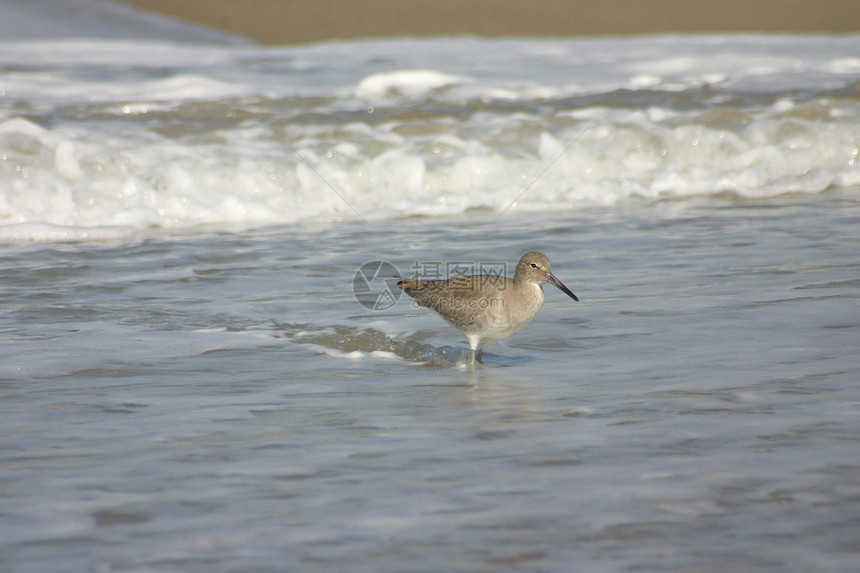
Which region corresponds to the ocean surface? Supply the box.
[2,1,860,571]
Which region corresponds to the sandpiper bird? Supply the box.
[396,252,578,363]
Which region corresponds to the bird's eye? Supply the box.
[530,262,538,269]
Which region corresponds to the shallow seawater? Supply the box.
[2,196,859,572]
[2,5,860,569]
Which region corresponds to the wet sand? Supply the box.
[121,0,860,44]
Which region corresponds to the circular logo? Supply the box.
[353,260,402,311]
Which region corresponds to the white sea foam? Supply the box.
[355,69,466,99]
[1,35,859,241]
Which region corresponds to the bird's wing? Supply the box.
[396,275,507,325]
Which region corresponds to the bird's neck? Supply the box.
[512,278,544,301]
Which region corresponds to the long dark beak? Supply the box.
[547,272,579,302]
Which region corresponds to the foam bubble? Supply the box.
[355,69,465,99]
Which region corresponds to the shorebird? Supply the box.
[396,252,578,363]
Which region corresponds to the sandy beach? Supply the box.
[122,0,860,44]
